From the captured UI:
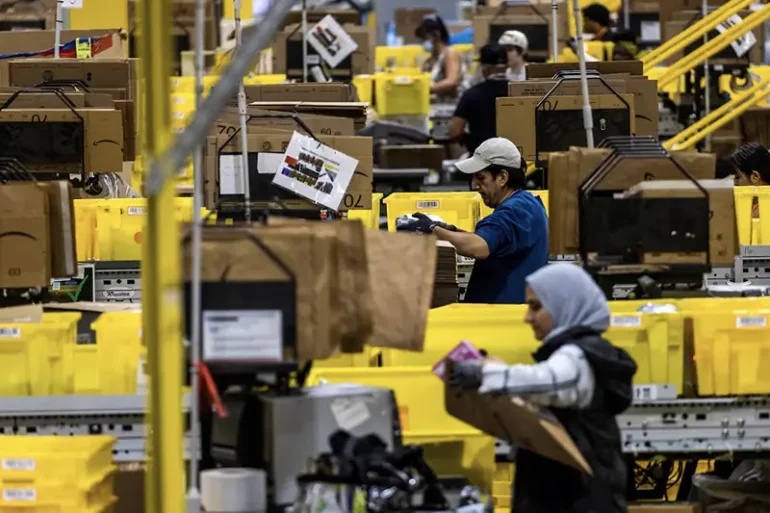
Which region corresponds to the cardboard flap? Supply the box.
[0,304,43,323]
[444,364,592,474]
[44,302,141,313]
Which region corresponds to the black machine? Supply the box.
[578,136,712,298]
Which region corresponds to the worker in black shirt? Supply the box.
[449,44,509,155]
[582,3,613,42]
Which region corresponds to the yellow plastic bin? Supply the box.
[74,199,105,261]
[385,192,481,232]
[0,436,115,485]
[347,193,383,230]
[605,311,685,395]
[692,308,770,396]
[0,313,81,396]
[374,45,426,70]
[352,75,373,105]
[308,367,495,488]
[374,72,431,116]
[480,191,549,220]
[0,469,115,510]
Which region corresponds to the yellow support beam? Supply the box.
[224,0,252,20]
[69,0,129,33]
[137,0,184,512]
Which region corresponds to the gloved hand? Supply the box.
[411,213,459,233]
[448,360,484,390]
[396,212,437,234]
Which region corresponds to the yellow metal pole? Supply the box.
[69,0,129,34]
[643,0,753,69]
[658,5,770,88]
[138,0,184,512]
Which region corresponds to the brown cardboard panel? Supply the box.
[215,107,355,137]
[0,91,114,109]
[473,14,559,60]
[0,304,44,324]
[5,58,132,90]
[0,109,124,174]
[272,24,374,78]
[39,181,76,279]
[507,78,627,97]
[445,366,592,475]
[549,147,716,254]
[246,101,368,131]
[204,133,373,212]
[625,77,659,137]
[476,2,570,43]
[629,504,702,513]
[243,83,356,103]
[628,179,737,266]
[496,94,636,163]
[379,145,444,170]
[526,61,645,79]
[114,100,136,161]
[0,183,50,288]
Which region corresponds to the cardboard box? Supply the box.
[379,145,444,169]
[526,61,644,79]
[476,1,570,42]
[627,179,738,266]
[0,91,114,109]
[204,133,373,212]
[473,14,559,60]
[547,148,717,254]
[508,78,628,98]
[243,83,357,103]
[0,29,125,59]
[0,109,124,174]
[0,183,50,288]
[246,101,368,132]
[3,58,132,90]
[395,8,436,44]
[496,94,636,163]
[215,106,355,137]
[444,367,592,474]
[272,24,374,80]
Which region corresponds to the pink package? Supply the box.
[432,340,482,380]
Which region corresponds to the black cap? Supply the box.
[582,3,612,27]
[479,44,508,66]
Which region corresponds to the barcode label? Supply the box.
[611,315,642,328]
[3,488,36,502]
[634,385,657,402]
[2,458,34,471]
[127,207,146,216]
[416,200,439,209]
[0,328,21,338]
[394,76,413,84]
[737,315,767,328]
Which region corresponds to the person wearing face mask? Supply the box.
[449,44,510,155]
[449,263,637,513]
[413,138,547,304]
[498,30,529,82]
[416,15,464,99]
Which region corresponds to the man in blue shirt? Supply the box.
[432,138,549,304]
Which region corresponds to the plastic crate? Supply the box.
[374,72,431,116]
[381,304,538,368]
[0,469,115,509]
[480,191,549,220]
[0,436,115,485]
[692,308,770,396]
[74,199,104,261]
[347,193,383,230]
[0,313,81,397]
[93,198,197,261]
[385,192,481,232]
[352,75,373,105]
[374,46,426,70]
[0,496,116,513]
[71,312,143,395]
[605,311,685,395]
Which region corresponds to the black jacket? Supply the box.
[512,327,637,513]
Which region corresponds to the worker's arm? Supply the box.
[433,226,489,259]
[448,116,467,143]
[479,345,596,409]
[430,49,462,95]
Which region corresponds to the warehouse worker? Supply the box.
[449,44,509,154]
[731,142,770,218]
[409,138,548,304]
[416,15,464,99]
[449,263,637,513]
[582,3,613,42]
[498,30,529,82]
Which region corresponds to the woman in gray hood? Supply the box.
[450,263,638,513]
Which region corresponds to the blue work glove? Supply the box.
[448,360,484,390]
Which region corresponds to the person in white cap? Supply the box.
[498,30,529,82]
[430,138,548,304]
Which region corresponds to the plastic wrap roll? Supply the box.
[201,468,266,512]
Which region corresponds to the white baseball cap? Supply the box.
[455,138,522,174]
[498,30,529,52]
